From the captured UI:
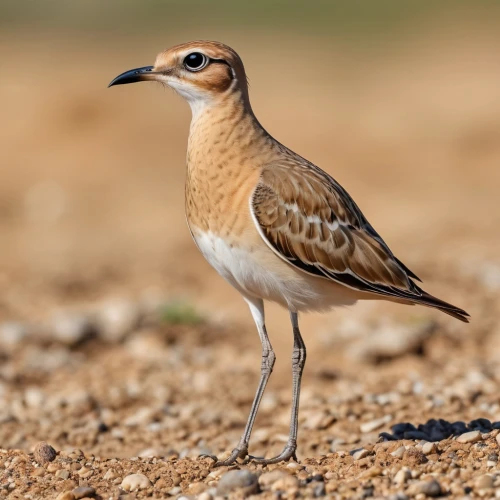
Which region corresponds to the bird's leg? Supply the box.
[211,298,275,467]
[250,311,306,465]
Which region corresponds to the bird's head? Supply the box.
[109,41,249,114]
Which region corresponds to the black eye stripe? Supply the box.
[207,58,230,67]
[183,52,231,72]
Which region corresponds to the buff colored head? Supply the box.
[109,41,249,111]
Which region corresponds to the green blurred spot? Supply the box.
[159,300,204,326]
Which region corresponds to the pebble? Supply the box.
[103,469,116,480]
[120,473,152,491]
[216,469,259,496]
[394,468,410,486]
[31,467,45,477]
[96,299,140,342]
[408,479,442,497]
[72,486,96,499]
[56,493,75,500]
[475,474,493,490]
[259,470,288,488]
[55,469,70,480]
[0,322,29,348]
[286,461,305,470]
[457,430,481,443]
[33,441,57,464]
[197,492,214,500]
[361,466,382,479]
[51,312,94,345]
[271,474,299,492]
[391,446,406,458]
[360,415,392,433]
[496,433,500,447]
[422,442,437,455]
[352,448,370,460]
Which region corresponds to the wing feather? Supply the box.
[251,160,469,322]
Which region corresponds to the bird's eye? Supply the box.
[183,52,209,72]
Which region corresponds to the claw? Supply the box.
[247,445,298,465]
[211,446,249,467]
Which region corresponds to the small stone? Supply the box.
[422,442,436,455]
[475,474,493,490]
[188,482,206,494]
[31,467,45,477]
[33,441,57,464]
[391,446,406,458]
[56,493,75,500]
[286,461,305,470]
[496,433,500,447]
[120,473,152,491]
[394,468,411,486]
[408,479,442,497]
[56,469,70,480]
[271,474,299,492]
[360,415,392,433]
[47,463,60,473]
[51,312,94,345]
[72,486,96,499]
[198,492,213,500]
[96,299,140,342]
[78,466,93,478]
[259,470,288,488]
[216,470,258,496]
[103,469,116,480]
[313,482,326,497]
[352,448,370,460]
[457,430,481,443]
[137,447,162,458]
[360,466,382,479]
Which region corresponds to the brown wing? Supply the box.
[251,161,469,321]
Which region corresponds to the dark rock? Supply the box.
[404,430,429,440]
[451,421,468,434]
[391,423,416,435]
[469,418,492,431]
[379,432,397,441]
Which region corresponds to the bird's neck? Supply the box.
[186,90,273,174]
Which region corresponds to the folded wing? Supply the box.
[250,160,469,322]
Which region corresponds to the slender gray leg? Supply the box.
[250,311,306,464]
[213,297,276,466]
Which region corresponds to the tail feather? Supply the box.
[412,285,470,323]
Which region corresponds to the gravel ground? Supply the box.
[1,286,500,499]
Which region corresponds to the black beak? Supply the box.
[108,66,156,88]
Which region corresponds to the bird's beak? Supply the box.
[108,66,156,88]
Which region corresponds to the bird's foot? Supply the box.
[201,445,250,467]
[247,443,297,465]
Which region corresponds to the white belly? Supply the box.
[193,229,359,312]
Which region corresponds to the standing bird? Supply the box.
[109,41,469,466]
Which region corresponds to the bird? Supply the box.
[109,40,469,466]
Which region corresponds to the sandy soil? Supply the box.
[1,28,500,498]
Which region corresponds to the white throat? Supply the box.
[167,80,214,123]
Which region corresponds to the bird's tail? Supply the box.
[411,285,470,323]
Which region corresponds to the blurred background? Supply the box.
[1,0,500,465]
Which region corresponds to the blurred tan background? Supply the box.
[1,0,500,357]
[3,3,500,487]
